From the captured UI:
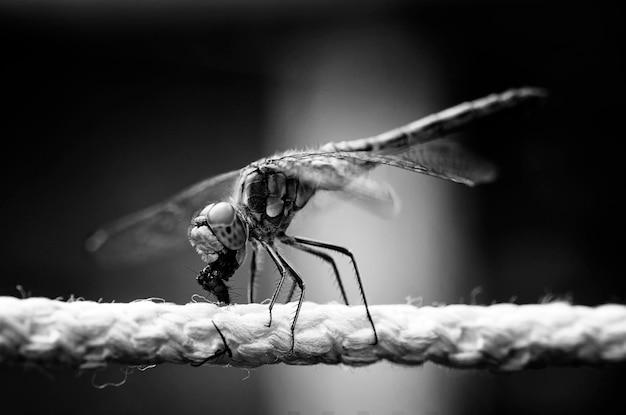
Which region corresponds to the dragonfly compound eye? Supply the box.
[206,202,248,251]
[189,202,248,267]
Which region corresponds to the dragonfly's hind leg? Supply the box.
[261,241,305,352]
[288,235,378,345]
[280,236,349,305]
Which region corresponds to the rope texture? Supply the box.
[1,296,625,371]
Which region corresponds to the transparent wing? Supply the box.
[266,139,495,217]
[335,139,498,186]
[329,174,401,217]
[268,87,545,209]
[85,170,241,267]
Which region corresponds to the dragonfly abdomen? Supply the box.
[318,87,547,156]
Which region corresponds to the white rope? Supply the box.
[1,296,625,371]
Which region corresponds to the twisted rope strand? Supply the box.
[1,296,625,371]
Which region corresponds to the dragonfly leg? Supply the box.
[190,321,232,367]
[261,241,305,352]
[280,236,349,306]
[290,235,378,345]
[248,246,258,304]
[261,243,286,328]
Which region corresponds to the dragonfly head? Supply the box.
[188,202,248,299]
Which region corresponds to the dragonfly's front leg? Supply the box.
[260,242,286,328]
[249,241,297,304]
[261,241,305,352]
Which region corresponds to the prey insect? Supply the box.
[86,87,547,351]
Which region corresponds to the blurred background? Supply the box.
[1,0,624,414]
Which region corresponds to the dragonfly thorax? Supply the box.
[238,165,316,240]
[188,202,248,287]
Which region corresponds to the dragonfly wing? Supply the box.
[326,140,497,186]
[391,139,498,185]
[321,139,496,215]
[266,139,494,219]
[331,175,401,217]
[270,87,542,198]
[311,141,496,186]
[270,137,495,204]
[85,169,241,267]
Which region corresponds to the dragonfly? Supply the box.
[85,87,547,350]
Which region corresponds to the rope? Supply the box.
[1,296,625,371]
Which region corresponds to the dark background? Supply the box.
[1,0,624,414]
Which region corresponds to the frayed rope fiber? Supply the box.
[1,296,626,371]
